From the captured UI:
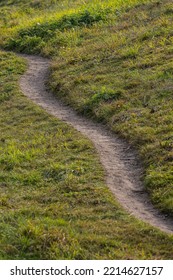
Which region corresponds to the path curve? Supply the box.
[19,54,173,234]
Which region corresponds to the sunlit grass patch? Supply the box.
[0,0,151,55]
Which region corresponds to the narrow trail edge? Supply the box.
[19,54,173,234]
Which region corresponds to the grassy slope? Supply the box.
[2,52,173,261]
[0,0,150,55]
[1,0,173,215]
[49,0,173,215]
[1,0,173,260]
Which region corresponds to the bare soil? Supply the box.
[19,54,173,234]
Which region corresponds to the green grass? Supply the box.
[5,0,172,215]
[1,51,173,260]
[47,0,173,215]
[1,0,173,259]
[0,0,150,55]
[48,0,173,216]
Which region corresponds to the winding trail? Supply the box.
[20,54,173,234]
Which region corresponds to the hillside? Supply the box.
[1,0,173,259]
[1,0,173,215]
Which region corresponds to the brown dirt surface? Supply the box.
[19,54,173,234]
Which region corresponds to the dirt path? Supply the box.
[19,54,173,234]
